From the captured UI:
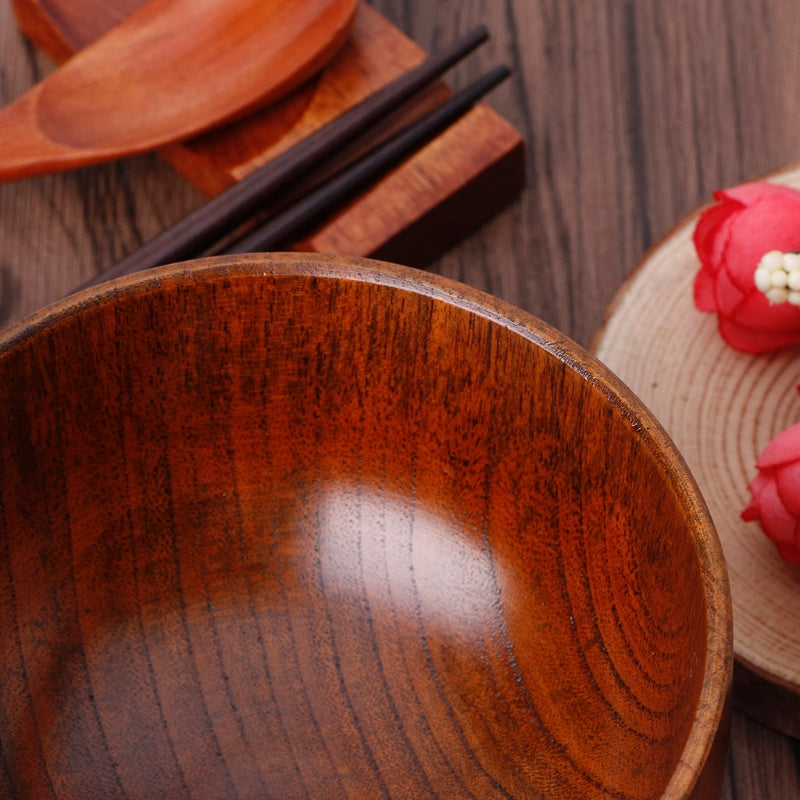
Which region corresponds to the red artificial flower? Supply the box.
[693,182,800,353]
[742,422,800,562]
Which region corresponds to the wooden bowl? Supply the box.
[0,253,731,799]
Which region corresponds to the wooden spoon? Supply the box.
[1,0,358,182]
[11,0,147,58]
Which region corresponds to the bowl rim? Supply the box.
[0,251,732,798]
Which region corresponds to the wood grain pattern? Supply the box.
[592,164,800,740]
[4,1,800,796]
[0,253,731,799]
[0,0,358,181]
[9,0,525,271]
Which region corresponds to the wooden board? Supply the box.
[9,1,524,267]
[592,164,800,739]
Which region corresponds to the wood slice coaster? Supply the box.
[10,0,525,266]
[592,165,800,738]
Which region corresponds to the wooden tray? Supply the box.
[593,164,800,738]
[11,1,524,266]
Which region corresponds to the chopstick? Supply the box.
[76,26,499,290]
[225,65,511,254]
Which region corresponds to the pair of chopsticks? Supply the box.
[76,27,509,291]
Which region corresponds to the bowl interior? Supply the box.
[0,255,729,799]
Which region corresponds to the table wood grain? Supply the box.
[3,1,800,796]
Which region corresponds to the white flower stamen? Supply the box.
[767,287,790,304]
[761,250,786,272]
[755,250,800,305]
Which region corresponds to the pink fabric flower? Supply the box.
[693,182,800,353]
[742,422,800,562]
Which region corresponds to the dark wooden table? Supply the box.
[2,1,800,796]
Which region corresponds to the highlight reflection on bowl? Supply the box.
[0,253,731,799]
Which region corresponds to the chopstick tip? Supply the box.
[472,24,490,42]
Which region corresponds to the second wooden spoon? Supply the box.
[0,0,358,182]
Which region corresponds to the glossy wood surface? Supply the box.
[2,1,800,797]
[9,0,525,271]
[0,0,358,180]
[0,254,731,799]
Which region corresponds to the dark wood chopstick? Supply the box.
[76,26,491,291]
[225,65,511,255]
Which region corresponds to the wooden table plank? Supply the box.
[4,1,800,796]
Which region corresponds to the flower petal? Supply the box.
[694,266,719,312]
[712,265,748,316]
[742,472,771,521]
[729,288,800,331]
[722,181,800,206]
[715,316,800,354]
[693,195,742,271]
[723,181,800,205]
[775,532,800,564]
[756,423,800,468]
[776,458,800,516]
[753,476,797,546]
[717,291,800,353]
[721,191,800,294]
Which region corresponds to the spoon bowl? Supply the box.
[1,0,358,181]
